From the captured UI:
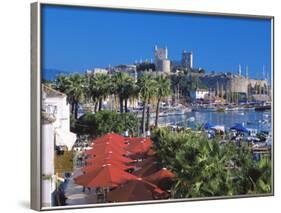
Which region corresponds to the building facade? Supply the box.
[199,73,270,102]
[41,85,76,207]
[190,88,209,100]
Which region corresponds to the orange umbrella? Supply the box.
[75,164,138,188]
[107,178,168,202]
[144,168,175,185]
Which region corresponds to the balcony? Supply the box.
[42,104,57,124]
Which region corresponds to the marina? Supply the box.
[158,107,271,132]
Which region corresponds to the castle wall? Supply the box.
[199,73,269,97]
[162,59,171,73]
[229,76,248,93]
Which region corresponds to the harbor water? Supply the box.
[158,110,272,133]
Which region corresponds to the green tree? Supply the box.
[87,75,99,112]
[112,72,135,113]
[151,128,272,198]
[75,111,138,137]
[55,73,85,119]
[154,75,171,128]
[137,72,157,135]
[91,73,111,111]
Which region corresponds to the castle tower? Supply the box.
[154,45,168,62]
[154,45,170,73]
[182,50,193,69]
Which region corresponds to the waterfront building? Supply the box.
[199,72,270,102]
[85,68,109,82]
[41,85,77,207]
[86,68,108,76]
[190,88,209,102]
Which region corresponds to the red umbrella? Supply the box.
[133,158,161,177]
[107,178,168,202]
[92,133,127,146]
[90,142,127,151]
[85,154,135,164]
[125,138,152,154]
[82,161,135,173]
[146,148,156,156]
[75,164,138,188]
[126,137,145,144]
[135,156,158,167]
[144,168,175,185]
[92,140,128,148]
[85,146,128,156]
[91,140,125,149]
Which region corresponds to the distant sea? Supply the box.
[42,68,82,81]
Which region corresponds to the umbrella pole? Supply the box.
[104,187,109,202]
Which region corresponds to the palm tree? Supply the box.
[112,72,134,113]
[56,74,72,92]
[88,75,100,112]
[123,77,138,113]
[68,74,86,119]
[97,73,111,111]
[137,72,156,135]
[89,73,111,112]
[56,73,85,119]
[152,128,272,198]
[154,75,171,128]
[170,74,181,103]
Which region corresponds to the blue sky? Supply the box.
[42,5,272,80]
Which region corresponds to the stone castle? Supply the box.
[199,72,270,101]
[93,45,271,102]
[153,46,270,101]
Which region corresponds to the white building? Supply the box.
[86,68,108,77]
[41,85,76,207]
[190,88,209,101]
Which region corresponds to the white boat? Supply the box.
[167,109,185,116]
[158,112,167,117]
[225,107,239,111]
[192,105,217,112]
[187,116,195,122]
